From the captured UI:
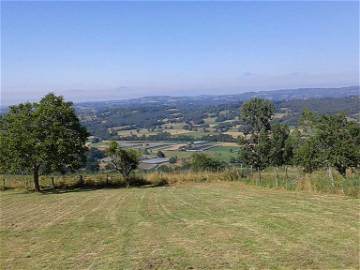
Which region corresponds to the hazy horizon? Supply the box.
[1,1,359,105]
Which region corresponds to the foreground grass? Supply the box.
[1,182,359,269]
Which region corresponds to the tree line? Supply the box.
[0,93,359,192]
[238,98,360,178]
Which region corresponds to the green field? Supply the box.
[207,146,239,162]
[1,182,359,269]
[163,145,239,162]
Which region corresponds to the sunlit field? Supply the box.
[1,182,359,269]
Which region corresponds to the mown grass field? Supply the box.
[1,182,359,269]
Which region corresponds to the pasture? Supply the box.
[1,182,359,269]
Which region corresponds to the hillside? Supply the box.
[76,85,359,109]
[1,182,358,269]
[76,89,359,140]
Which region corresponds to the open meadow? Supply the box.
[1,182,359,269]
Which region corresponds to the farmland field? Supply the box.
[163,145,239,162]
[1,182,359,269]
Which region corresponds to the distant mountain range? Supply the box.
[1,86,359,113]
[76,85,359,109]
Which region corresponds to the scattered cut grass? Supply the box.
[1,182,359,269]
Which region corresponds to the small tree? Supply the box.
[108,141,140,187]
[240,98,274,135]
[0,94,89,191]
[191,153,226,172]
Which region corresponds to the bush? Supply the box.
[157,151,165,158]
[157,165,174,173]
[169,156,177,164]
[342,177,360,197]
[191,153,226,172]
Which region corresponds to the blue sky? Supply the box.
[1,1,359,105]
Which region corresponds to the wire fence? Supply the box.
[1,166,359,197]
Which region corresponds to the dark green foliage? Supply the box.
[0,93,89,191]
[295,112,360,175]
[84,148,105,172]
[157,151,165,158]
[284,128,301,165]
[240,98,274,134]
[239,98,274,171]
[169,156,178,164]
[191,153,226,172]
[274,96,360,126]
[107,142,141,185]
[314,114,360,175]
[239,130,271,170]
[269,124,293,166]
[294,137,322,173]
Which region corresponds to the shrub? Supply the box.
[191,153,226,172]
[342,177,360,197]
[169,156,177,164]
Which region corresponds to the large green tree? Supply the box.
[316,114,360,176]
[294,137,322,174]
[269,124,293,167]
[239,129,271,172]
[239,98,274,173]
[296,112,360,176]
[0,93,89,191]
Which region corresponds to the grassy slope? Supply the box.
[1,182,359,269]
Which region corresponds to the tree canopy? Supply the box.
[296,112,360,175]
[107,141,141,186]
[0,93,89,191]
[240,98,274,134]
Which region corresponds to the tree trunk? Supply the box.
[123,170,130,188]
[33,165,40,192]
[125,176,130,188]
[327,166,335,188]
